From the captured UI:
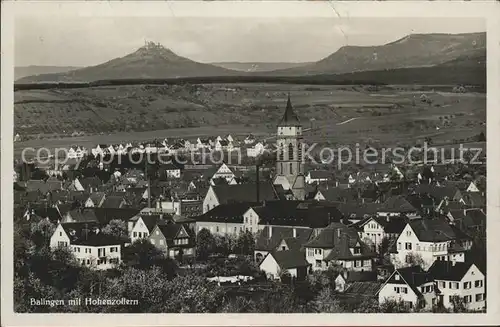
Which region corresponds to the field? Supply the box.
[14,83,486,157]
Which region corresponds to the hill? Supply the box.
[15,66,81,81]
[212,62,312,72]
[265,32,486,75]
[16,42,237,83]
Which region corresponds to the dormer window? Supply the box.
[353,247,361,254]
[395,274,400,281]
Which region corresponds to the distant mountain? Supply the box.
[265,32,486,75]
[321,51,486,85]
[212,62,312,72]
[15,66,80,81]
[17,42,236,83]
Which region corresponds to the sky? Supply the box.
[15,17,485,67]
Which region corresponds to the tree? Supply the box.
[314,288,345,313]
[449,295,468,313]
[101,219,128,241]
[403,252,425,268]
[379,237,391,257]
[235,230,255,255]
[123,238,164,270]
[379,298,412,313]
[196,228,216,261]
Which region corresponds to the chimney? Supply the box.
[293,228,297,238]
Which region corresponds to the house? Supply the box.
[209,163,238,186]
[129,214,167,243]
[49,222,123,270]
[356,216,407,253]
[194,202,256,236]
[377,195,420,218]
[460,192,486,208]
[202,182,279,213]
[428,261,485,311]
[447,209,486,237]
[254,225,313,263]
[100,195,127,209]
[163,163,181,179]
[377,265,435,310]
[390,218,473,270]
[149,223,196,258]
[84,192,106,208]
[305,170,333,185]
[250,200,342,231]
[244,134,256,145]
[304,223,375,272]
[246,142,266,158]
[259,250,310,281]
[62,208,99,223]
[334,270,378,292]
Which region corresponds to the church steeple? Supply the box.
[273,94,305,201]
[278,93,301,127]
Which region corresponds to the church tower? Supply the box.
[273,94,306,200]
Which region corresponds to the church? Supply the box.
[273,95,306,201]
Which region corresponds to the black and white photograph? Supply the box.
[1,1,499,325]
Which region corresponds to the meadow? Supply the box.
[14,83,485,157]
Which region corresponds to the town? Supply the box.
[13,96,486,313]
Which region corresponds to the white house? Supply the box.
[304,223,375,272]
[71,177,85,192]
[390,219,472,270]
[247,142,266,158]
[305,170,332,185]
[377,265,436,310]
[244,134,256,145]
[85,192,106,208]
[164,164,181,179]
[357,216,407,253]
[49,222,122,270]
[210,163,237,185]
[128,215,164,243]
[428,261,485,311]
[259,250,310,280]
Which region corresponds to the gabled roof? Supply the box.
[100,195,126,209]
[26,179,63,193]
[60,222,123,246]
[79,176,102,190]
[380,195,418,213]
[278,95,301,127]
[211,182,279,204]
[343,281,383,297]
[308,170,334,180]
[255,226,313,251]
[253,200,342,228]
[88,192,106,205]
[428,261,479,282]
[266,249,309,269]
[393,266,432,296]
[66,208,98,223]
[304,222,358,249]
[358,215,408,234]
[340,270,378,283]
[136,214,167,232]
[156,223,195,247]
[194,202,257,223]
[462,192,486,207]
[93,208,141,225]
[408,218,462,242]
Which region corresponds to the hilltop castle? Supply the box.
[273,95,306,200]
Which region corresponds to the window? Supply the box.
[110,258,119,264]
[405,242,412,250]
[216,226,219,233]
[234,227,237,233]
[395,274,400,281]
[475,280,483,288]
[151,239,155,244]
[394,287,400,293]
[133,232,137,237]
[463,282,472,289]
[59,232,62,236]
[307,249,314,257]
[463,295,472,303]
[289,163,293,175]
[364,260,371,266]
[402,287,408,294]
[156,230,159,235]
[449,282,459,289]
[405,255,412,264]
[353,247,361,254]
[397,242,401,250]
[416,243,420,251]
[315,260,321,267]
[440,281,446,289]
[288,143,294,160]
[406,230,411,236]
[476,293,485,302]
[159,240,164,245]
